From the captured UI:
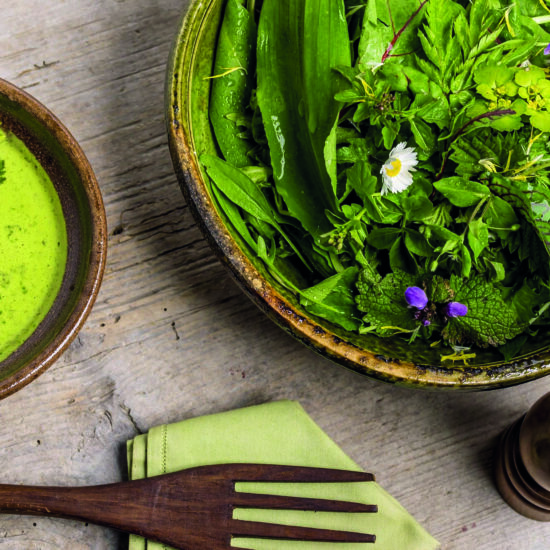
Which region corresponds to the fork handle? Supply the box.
[0,478,174,544]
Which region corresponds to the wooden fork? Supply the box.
[0,464,377,548]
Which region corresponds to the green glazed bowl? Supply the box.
[166,0,550,390]
[0,79,107,399]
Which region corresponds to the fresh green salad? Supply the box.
[202,0,550,362]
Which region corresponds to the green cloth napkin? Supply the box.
[127,400,439,550]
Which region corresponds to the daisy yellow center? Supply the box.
[386,159,402,178]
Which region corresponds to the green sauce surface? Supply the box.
[0,127,67,362]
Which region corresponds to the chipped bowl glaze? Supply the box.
[165,0,550,390]
[0,79,107,398]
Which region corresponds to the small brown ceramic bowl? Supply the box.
[166,0,550,390]
[0,79,107,398]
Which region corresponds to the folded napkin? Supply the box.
[127,400,439,550]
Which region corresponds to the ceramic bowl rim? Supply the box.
[165,0,550,390]
[0,78,107,399]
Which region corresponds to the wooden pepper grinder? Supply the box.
[495,392,550,520]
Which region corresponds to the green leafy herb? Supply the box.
[443,276,525,347]
[203,0,550,361]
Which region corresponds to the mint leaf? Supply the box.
[356,270,418,334]
[443,276,525,347]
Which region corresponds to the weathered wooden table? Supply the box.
[1,1,550,548]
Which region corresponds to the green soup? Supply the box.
[0,127,67,362]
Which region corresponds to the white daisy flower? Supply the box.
[380,142,418,195]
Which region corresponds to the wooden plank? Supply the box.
[1,1,550,548]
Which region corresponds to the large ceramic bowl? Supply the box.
[0,79,107,398]
[166,0,550,390]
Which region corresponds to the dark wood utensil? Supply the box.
[0,464,377,548]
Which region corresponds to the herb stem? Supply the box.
[381,0,429,63]
[435,109,516,180]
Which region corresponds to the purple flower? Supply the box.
[405,287,428,309]
[423,319,431,327]
[445,302,468,318]
[545,43,550,56]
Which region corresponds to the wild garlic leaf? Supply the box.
[444,276,525,347]
[201,154,310,267]
[257,0,349,236]
[211,183,260,256]
[209,0,256,167]
[300,267,361,331]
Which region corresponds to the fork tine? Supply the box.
[230,464,375,483]
[231,519,376,543]
[233,492,378,513]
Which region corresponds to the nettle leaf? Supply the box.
[434,177,490,207]
[356,269,418,334]
[449,128,524,178]
[443,276,525,347]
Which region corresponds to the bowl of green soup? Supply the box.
[0,79,107,398]
[167,0,550,390]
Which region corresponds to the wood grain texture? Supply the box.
[1,1,550,548]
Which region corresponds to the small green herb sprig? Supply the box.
[202,0,550,362]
